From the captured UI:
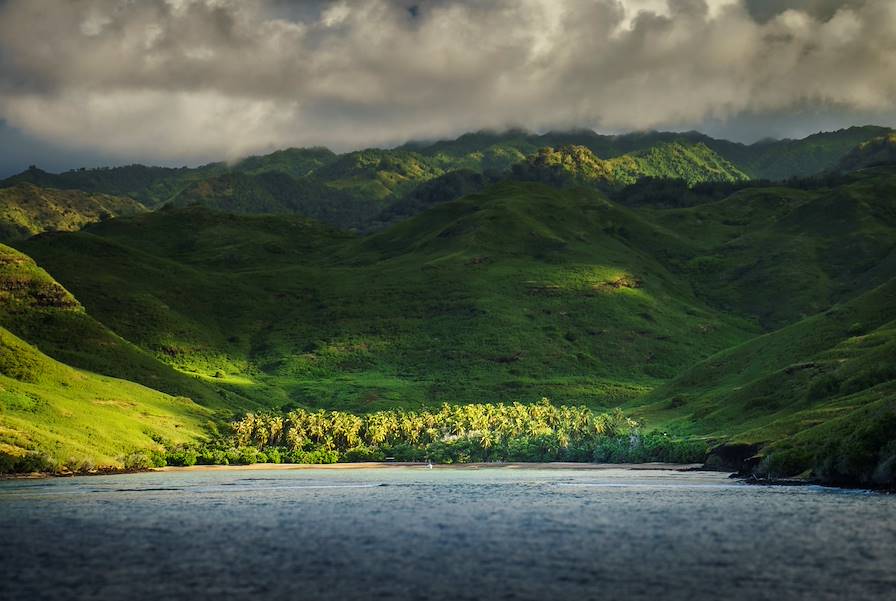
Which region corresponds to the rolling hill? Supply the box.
[635,277,896,487]
[510,143,748,188]
[0,183,145,241]
[835,133,896,173]
[0,243,254,412]
[17,185,757,413]
[1,131,894,485]
[5,127,887,234]
[0,243,230,471]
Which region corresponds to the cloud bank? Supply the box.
[0,0,894,163]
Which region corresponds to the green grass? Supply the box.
[0,326,211,471]
[634,277,896,485]
[836,133,896,172]
[512,143,748,188]
[0,243,260,414]
[18,184,757,415]
[0,183,145,242]
[2,164,895,483]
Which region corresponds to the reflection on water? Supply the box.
[2,468,894,601]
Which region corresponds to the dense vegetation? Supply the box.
[0,325,210,474]
[835,133,896,173]
[16,184,756,411]
[151,401,706,467]
[0,184,145,241]
[0,128,894,487]
[4,126,886,233]
[511,143,747,188]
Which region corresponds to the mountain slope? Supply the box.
[511,143,748,188]
[4,126,889,221]
[732,126,893,180]
[0,325,211,472]
[18,185,757,411]
[170,171,387,230]
[405,126,892,181]
[835,134,896,172]
[646,167,896,328]
[1,164,225,208]
[0,243,250,412]
[234,147,337,178]
[635,277,896,487]
[0,183,145,241]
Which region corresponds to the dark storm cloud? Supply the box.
[0,0,893,167]
[743,0,864,21]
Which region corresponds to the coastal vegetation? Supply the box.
[159,401,707,467]
[0,128,894,487]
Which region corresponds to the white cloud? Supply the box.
[0,0,893,163]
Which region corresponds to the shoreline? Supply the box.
[2,461,706,479]
[3,463,889,491]
[153,461,706,472]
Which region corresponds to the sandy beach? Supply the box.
[155,461,706,472]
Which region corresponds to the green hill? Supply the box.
[149,141,751,230]
[17,185,756,414]
[835,134,896,172]
[234,147,337,178]
[0,243,251,412]
[0,244,221,471]
[375,169,493,228]
[732,126,893,180]
[11,169,896,481]
[404,126,892,181]
[511,143,748,188]
[170,170,376,229]
[0,183,146,241]
[1,164,225,208]
[643,168,896,328]
[0,325,211,472]
[4,126,888,222]
[635,278,896,487]
[3,133,896,484]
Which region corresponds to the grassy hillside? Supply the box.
[18,184,757,413]
[4,163,895,483]
[511,143,748,188]
[835,133,896,172]
[635,278,896,487]
[645,167,896,328]
[0,183,145,241]
[0,243,253,412]
[733,126,892,180]
[0,325,211,472]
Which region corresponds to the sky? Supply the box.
[1,0,895,177]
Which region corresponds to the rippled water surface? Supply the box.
[2,467,894,600]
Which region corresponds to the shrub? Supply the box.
[123,450,166,470]
[0,451,55,473]
[165,448,198,467]
[342,445,386,462]
[266,448,283,464]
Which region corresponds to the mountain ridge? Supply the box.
[1,130,895,485]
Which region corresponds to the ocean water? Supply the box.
[1,467,894,601]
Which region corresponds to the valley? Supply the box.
[0,127,894,488]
